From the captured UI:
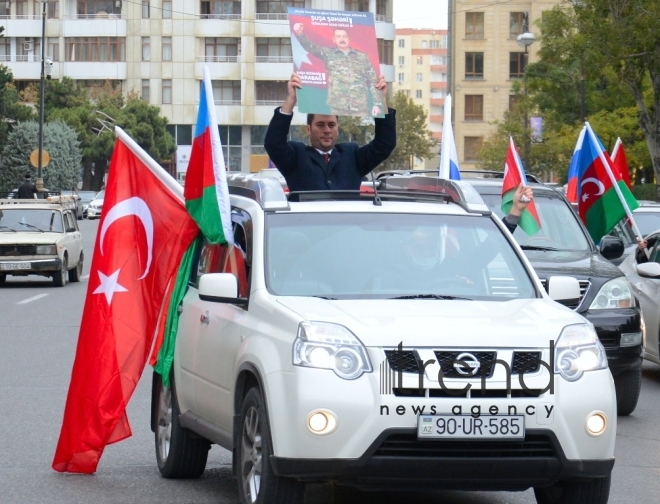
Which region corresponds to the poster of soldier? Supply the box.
[287,8,385,118]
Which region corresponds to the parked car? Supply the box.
[76,191,97,218]
[86,190,105,219]
[60,191,84,220]
[631,203,660,237]
[152,174,616,504]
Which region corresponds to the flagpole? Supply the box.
[611,137,622,161]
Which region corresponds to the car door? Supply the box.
[64,211,82,266]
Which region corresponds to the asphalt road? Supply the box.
[1,218,659,503]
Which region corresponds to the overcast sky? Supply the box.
[393,0,448,29]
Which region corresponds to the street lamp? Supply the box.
[517,29,535,170]
[36,0,50,195]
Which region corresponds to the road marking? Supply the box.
[17,294,49,305]
[81,274,90,280]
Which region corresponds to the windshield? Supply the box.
[480,193,590,251]
[77,191,97,202]
[0,208,64,232]
[265,213,536,300]
[634,212,660,237]
[94,190,105,201]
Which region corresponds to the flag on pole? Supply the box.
[52,128,199,474]
[611,137,633,191]
[566,127,585,204]
[184,66,234,245]
[577,124,638,243]
[502,137,542,235]
[438,94,461,180]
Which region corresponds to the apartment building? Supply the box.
[0,0,395,178]
[392,28,447,168]
[448,0,561,170]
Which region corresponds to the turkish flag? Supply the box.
[52,132,199,474]
[611,138,633,190]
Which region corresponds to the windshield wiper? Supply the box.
[520,245,558,251]
[391,294,472,301]
[0,225,17,232]
[18,222,44,232]
[311,295,339,300]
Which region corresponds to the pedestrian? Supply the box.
[293,23,383,117]
[16,173,37,199]
[263,73,396,193]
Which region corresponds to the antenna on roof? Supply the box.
[370,171,382,206]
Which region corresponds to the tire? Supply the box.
[155,372,210,478]
[69,252,83,282]
[237,387,305,504]
[614,369,642,416]
[534,473,611,504]
[0,274,5,285]
[53,256,67,287]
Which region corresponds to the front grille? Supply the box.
[596,330,618,348]
[374,433,557,458]
[385,350,420,373]
[511,352,542,374]
[0,245,37,256]
[539,279,591,310]
[435,351,497,378]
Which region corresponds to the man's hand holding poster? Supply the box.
[288,8,385,118]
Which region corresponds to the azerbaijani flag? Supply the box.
[577,124,638,243]
[438,94,461,180]
[502,137,542,235]
[566,127,585,204]
[611,137,633,191]
[184,66,234,245]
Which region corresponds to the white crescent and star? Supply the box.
[93,197,155,305]
[580,177,605,202]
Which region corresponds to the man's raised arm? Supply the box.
[263,73,302,175]
[356,76,396,174]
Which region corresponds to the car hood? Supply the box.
[522,249,623,281]
[276,297,583,347]
[0,233,61,245]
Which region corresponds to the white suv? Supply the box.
[152,175,616,504]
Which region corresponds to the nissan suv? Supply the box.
[151,174,615,504]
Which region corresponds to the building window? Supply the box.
[509,94,521,111]
[47,38,59,61]
[212,80,241,104]
[376,0,386,18]
[416,73,423,82]
[0,39,9,62]
[0,2,8,16]
[416,90,422,99]
[421,40,428,49]
[142,79,150,101]
[162,37,172,61]
[205,37,240,62]
[201,1,241,19]
[76,1,119,18]
[398,56,404,65]
[416,56,422,65]
[142,37,150,61]
[431,88,444,99]
[221,125,243,170]
[345,0,368,11]
[465,52,484,79]
[162,79,172,104]
[464,136,483,162]
[256,38,292,62]
[398,73,404,82]
[142,1,149,18]
[377,39,393,65]
[465,12,484,39]
[33,0,59,18]
[464,95,483,121]
[163,1,172,18]
[16,0,27,17]
[510,12,525,38]
[430,40,440,49]
[398,39,404,48]
[255,80,287,104]
[256,1,304,19]
[405,90,410,97]
[65,37,126,62]
[510,52,526,78]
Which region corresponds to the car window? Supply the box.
[0,208,64,232]
[633,212,660,237]
[65,212,77,232]
[480,192,591,251]
[610,220,637,246]
[197,240,249,299]
[94,190,105,200]
[265,212,536,300]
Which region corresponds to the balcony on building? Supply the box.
[197,37,241,79]
[63,1,126,37]
[62,37,127,79]
[195,1,241,38]
[430,98,445,106]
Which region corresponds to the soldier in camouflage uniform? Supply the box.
[293,23,384,117]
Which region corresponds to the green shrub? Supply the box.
[632,184,658,202]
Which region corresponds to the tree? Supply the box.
[380,91,437,171]
[0,121,82,191]
[0,65,36,154]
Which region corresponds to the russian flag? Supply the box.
[566,127,585,204]
[184,66,233,245]
[439,94,461,180]
[502,137,541,235]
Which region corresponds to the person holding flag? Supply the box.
[501,137,541,235]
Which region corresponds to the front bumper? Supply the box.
[0,257,62,274]
[87,207,102,218]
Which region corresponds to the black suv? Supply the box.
[464,178,643,415]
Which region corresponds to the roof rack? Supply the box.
[227,172,289,210]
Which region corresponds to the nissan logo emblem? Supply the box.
[453,352,481,376]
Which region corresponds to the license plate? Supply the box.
[418,415,524,439]
[0,262,31,271]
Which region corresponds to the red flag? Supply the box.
[611,138,633,190]
[52,129,199,474]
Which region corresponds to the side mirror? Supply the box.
[637,262,660,279]
[198,273,247,305]
[599,235,624,260]
[547,276,581,307]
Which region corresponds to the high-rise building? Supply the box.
[392,28,448,169]
[0,0,395,178]
[448,0,561,170]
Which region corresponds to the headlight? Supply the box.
[589,278,633,309]
[555,324,607,382]
[293,322,372,380]
[36,245,56,255]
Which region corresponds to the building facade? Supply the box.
[0,0,395,178]
[392,27,447,169]
[448,0,561,170]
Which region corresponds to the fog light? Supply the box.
[620,332,642,347]
[306,410,338,435]
[586,412,607,436]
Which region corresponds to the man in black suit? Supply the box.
[17,174,37,199]
[264,73,396,192]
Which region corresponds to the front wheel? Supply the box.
[0,274,5,285]
[237,387,305,504]
[534,473,611,504]
[614,368,642,416]
[69,252,83,282]
[53,256,67,287]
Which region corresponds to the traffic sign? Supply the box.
[30,149,50,168]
